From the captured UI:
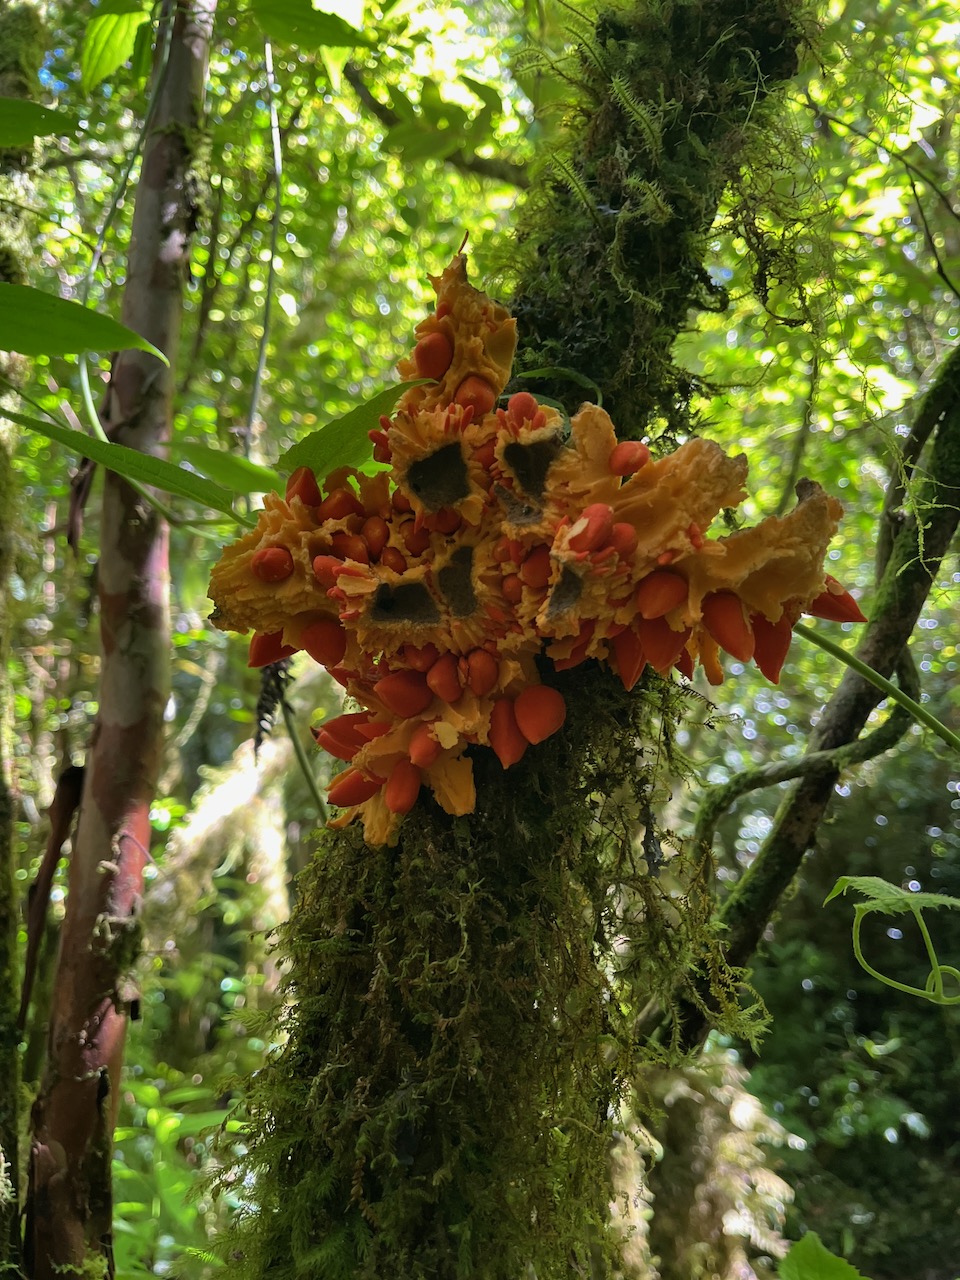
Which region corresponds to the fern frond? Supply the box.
[610,75,663,160]
[548,154,603,230]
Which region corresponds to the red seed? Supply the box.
[391,488,413,514]
[466,648,499,697]
[568,503,614,554]
[473,439,497,470]
[751,613,793,684]
[248,631,297,668]
[330,532,369,564]
[374,670,434,718]
[362,515,389,559]
[609,440,651,476]
[635,570,688,619]
[493,537,516,564]
[806,576,867,624]
[251,546,295,583]
[636,617,691,672]
[610,522,639,559]
[384,759,422,815]
[327,768,382,808]
[502,573,523,605]
[426,652,463,703]
[514,685,566,745]
[401,521,431,557]
[285,465,322,506]
[313,712,371,761]
[674,648,694,679]
[409,722,441,769]
[701,591,754,662]
[436,300,452,319]
[317,488,364,522]
[454,375,497,418]
[506,391,539,429]
[299,618,347,667]
[414,331,454,381]
[611,628,646,691]
[402,642,440,672]
[489,698,528,768]
[519,544,552,590]
[380,546,408,574]
[312,554,342,587]
[430,507,462,535]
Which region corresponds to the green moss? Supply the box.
[223,1,812,1273]
[505,0,818,436]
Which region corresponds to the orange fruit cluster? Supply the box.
[208,256,865,846]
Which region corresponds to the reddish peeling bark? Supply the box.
[25,3,216,1274]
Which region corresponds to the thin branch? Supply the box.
[691,653,917,855]
[343,62,530,189]
[803,96,960,234]
[773,348,819,516]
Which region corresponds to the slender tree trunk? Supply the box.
[0,0,47,1263]
[25,3,216,1274]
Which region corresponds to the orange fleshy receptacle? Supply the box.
[208,255,865,845]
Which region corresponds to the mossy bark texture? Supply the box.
[0,0,46,1264]
[24,4,216,1275]
[230,2,810,1277]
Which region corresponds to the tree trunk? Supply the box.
[0,0,47,1263]
[25,3,216,1274]
[225,2,814,1277]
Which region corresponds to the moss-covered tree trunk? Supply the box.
[24,3,216,1275]
[229,3,814,1278]
[0,0,46,1262]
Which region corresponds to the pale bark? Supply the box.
[25,3,217,1273]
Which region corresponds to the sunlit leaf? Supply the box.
[0,285,169,363]
[7,411,250,525]
[0,97,77,146]
[249,0,375,48]
[80,8,152,93]
[178,441,282,495]
[277,379,428,478]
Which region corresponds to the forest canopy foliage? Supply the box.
[1,0,959,1277]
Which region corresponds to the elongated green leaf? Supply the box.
[178,441,282,496]
[0,98,77,147]
[779,1231,870,1280]
[7,411,250,525]
[277,380,428,478]
[81,9,151,93]
[249,0,375,48]
[825,875,960,916]
[0,284,169,363]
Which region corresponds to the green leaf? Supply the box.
[249,0,375,49]
[177,441,282,496]
[825,875,960,916]
[0,98,77,147]
[277,379,427,478]
[779,1231,870,1280]
[81,9,152,93]
[383,120,461,162]
[6,411,250,525]
[0,284,169,363]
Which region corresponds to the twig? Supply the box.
[343,62,529,189]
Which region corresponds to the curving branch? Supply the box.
[343,62,530,190]
[715,339,960,973]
